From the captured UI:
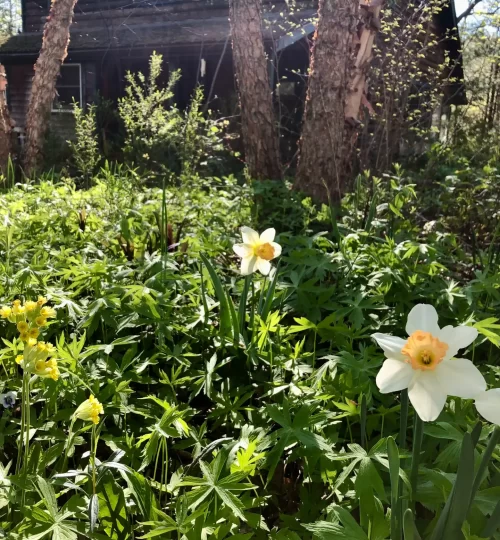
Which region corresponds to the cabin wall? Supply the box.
[5,60,97,131]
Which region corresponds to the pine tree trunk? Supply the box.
[229,0,281,180]
[23,0,78,175]
[294,0,358,202]
[0,64,13,173]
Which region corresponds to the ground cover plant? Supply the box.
[0,160,499,539]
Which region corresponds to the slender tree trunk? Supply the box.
[0,64,13,173]
[294,0,359,202]
[229,0,281,180]
[23,0,78,175]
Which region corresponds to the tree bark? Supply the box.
[294,0,359,202]
[23,0,78,176]
[344,0,384,178]
[0,64,13,173]
[229,0,281,180]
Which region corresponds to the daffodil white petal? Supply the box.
[406,304,440,336]
[270,242,282,259]
[256,258,271,276]
[372,333,407,361]
[376,359,413,393]
[241,256,257,275]
[241,227,259,245]
[439,325,478,360]
[260,228,276,243]
[475,389,500,426]
[435,358,486,399]
[233,243,253,258]
[408,372,447,422]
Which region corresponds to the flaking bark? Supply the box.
[23,0,78,176]
[0,65,13,173]
[229,0,281,180]
[294,0,359,202]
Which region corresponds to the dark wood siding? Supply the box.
[6,60,97,128]
[23,0,229,32]
[6,63,32,127]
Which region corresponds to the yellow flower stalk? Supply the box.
[0,306,12,319]
[12,304,25,316]
[17,339,59,381]
[24,301,37,313]
[28,328,40,340]
[74,395,104,424]
[40,307,56,319]
[17,321,29,333]
[35,316,47,327]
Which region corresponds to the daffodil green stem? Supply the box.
[470,426,500,508]
[239,275,251,334]
[399,390,409,450]
[257,276,267,315]
[410,412,424,512]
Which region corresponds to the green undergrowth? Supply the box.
[0,162,499,539]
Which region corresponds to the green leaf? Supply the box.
[200,253,234,339]
[441,433,475,540]
[474,318,500,346]
[403,509,421,540]
[98,479,131,539]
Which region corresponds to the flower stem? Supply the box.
[257,276,267,315]
[470,426,500,508]
[410,412,424,512]
[15,373,27,476]
[91,423,97,497]
[399,390,409,450]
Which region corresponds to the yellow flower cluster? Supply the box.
[1,297,59,380]
[74,395,104,424]
[16,339,60,381]
[0,297,56,342]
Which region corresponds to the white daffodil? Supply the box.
[475,389,500,426]
[233,227,282,276]
[373,304,486,422]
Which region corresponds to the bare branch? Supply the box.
[457,0,485,24]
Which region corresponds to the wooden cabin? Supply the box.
[0,0,465,149]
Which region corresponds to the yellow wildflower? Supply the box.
[17,321,29,333]
[15,355,23,365]
[12,304,25,316]
[35,316,47,327]
[28,328,39,339]
[24,301,37,312]
[0,306,12,319]
[34,358,60,381]
[37,296,47,307]
[19,331,29,342]
[13,300,21,306]
[40,307,56,319]
[17,338,59,381]
[74,395,104,424]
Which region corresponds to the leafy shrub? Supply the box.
[118,52,226,177]
[68,101,100,186]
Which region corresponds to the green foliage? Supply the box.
[68,102,100,185]
[0,160,499,538]
[118,52,225,176]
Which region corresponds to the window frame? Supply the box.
[51,63,83,114]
